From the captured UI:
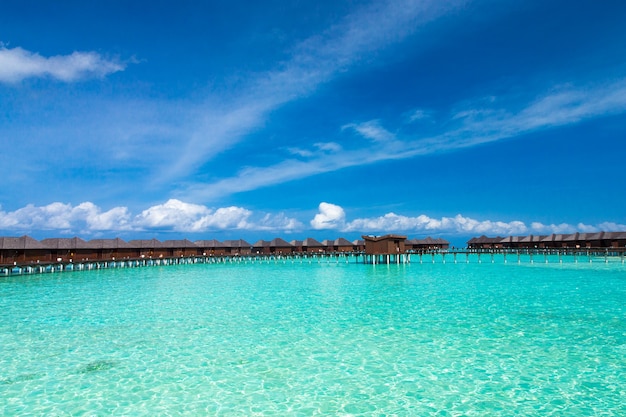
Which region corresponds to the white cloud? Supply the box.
[133,200,302,233]
[343,120,396,142]
[598,221,626,231]
[180,77,626,202]
[0,200,301,234]
[314,142,342,153]
[310,202,346,230]
[135,199,212,231]
[256,213,304,231]
[194,207,254,231]
[307,203,625,237]
[287,142,342,159]
[407,109,431,122]
[0,202,131,232]
[343,212,529,235]
[530,222,578,234]
[161,0,466,182]
[0,45,125,83]
[0,200,624,239]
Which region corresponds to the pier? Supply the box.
[2,248,625,276]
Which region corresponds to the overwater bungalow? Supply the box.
[407,237,450,251]
[470,231,626,250]
[539,234,570,248]
[162,239,199,257]
[467,235,504,249]
[41,237,91,262]
[518,235,548,249]
[269,238,294,254]
[195,239,224,256]
[252,238,294,254]
[362,234,407,254]
[87,238,135,260]
[0,236,49,264]
[128,239,166,258]
[222,239,253,255]
[332,238,354,252]
[352,239,365,252]
[290,238,325,253]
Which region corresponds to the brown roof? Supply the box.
[252,240,270,248]
[605,231,626,240]
[87,238,133,249]
[333,238,353,247]
[500,236,524,243]
[194,239,222,248]
[520,235,547,243]
[563,233,585,242]
[41,237,90,249]
[127,239,164,248]
[302,238,324,247]
[468,235,503,244]
[161,239,198,248]
[585,232,605,241]
[0,235,48,250]
[269,238,292,248]
[223,239,252,248]
[540,234,571,242]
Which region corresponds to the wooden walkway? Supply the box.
[2,249,625,276]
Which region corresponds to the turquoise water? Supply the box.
[1,257,625,415]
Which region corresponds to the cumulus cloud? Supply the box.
[135,199,213,231]
[0,200,300,234]
[344,212,529,235]
[310,202,346,230]
[0,45,125,83]
[310,203,623,237]
[0,202,132,232]
[0,200,623,238]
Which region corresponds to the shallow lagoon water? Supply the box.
[1,257,625,415]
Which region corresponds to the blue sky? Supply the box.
[1,0,625,246]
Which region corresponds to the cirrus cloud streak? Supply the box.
[181,78,626,202]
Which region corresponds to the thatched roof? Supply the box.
[468,235,502,245]
[520,235,547,243]
[540,234,570,243]
[87,238,133,249]
[302,237,324,247]
[223,239,252,248]
[41,237,90,249]
[500,236,524,244]
[333,237,353,247]
[161,239,197,248]
[194,239,222,248]
[269,238,292,248]
[252,240,270,248]
[0,235,48,249]
[127,239,164,248]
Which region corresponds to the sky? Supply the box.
[1,0,625,246]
